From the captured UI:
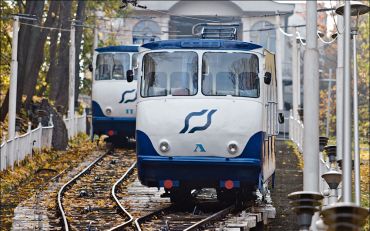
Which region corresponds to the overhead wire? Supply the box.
[17,21,166,36]
[9,3,339,45]
[317,31,337,44]
[278,27,294,37]
[295,31,306,46]
[274,26,337,45]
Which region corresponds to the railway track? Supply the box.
[57,149,136,230]
[57,148,275,231]
[124,188,275,231]
[112,185,238,231]
[136,202,234,231]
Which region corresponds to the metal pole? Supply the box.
[275,13,284,111]
[92,27,98,80]
[8,16,19,168]
[69,22,76,137]
[303,0,319,192]
[352,29,360,205]
[8,16,19,141]
[336,1,344,162]
[292,27,299,121]
[297,42,301,109]
[326,69,333,138]
[304,5,321,227]
[342,1,352,203]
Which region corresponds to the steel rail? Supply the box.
[184,204,235,231]
[57,151,110,231]
[109,161,138,231]
[135,206,174,231]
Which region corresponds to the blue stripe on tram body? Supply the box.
[136,130,264,188]
[92,101,136,137]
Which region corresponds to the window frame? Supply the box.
[201,52,260,98]
[94,52,131,81]
[140,51,199,98]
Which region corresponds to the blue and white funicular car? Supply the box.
[133,39,279,202]
[92,45,139,145]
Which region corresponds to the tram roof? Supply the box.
[95,45,139,53]
[141,39,262,51]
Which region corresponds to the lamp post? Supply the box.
[335,0,369,206]
[288,2,323,230]
[320,2,369,230]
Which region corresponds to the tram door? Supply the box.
[262,50,277,181]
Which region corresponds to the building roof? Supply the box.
[141,39,262,51]
[95,45,139,53]
[136,0,295,13]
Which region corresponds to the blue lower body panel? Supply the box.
[137,156,261,189]
[93,117,136,138]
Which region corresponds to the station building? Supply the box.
[97,0,297,113]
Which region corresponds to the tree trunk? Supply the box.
[0,0,44,121]
[41,18,60,98]
[50,0,72,110]
[23,0,60,109]
[38,99,68,150]
[17,0,45,110]
[74,0,86,105]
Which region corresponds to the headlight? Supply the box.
[228,142,238,155]
[159,140,170,152]
[105,107,112,115]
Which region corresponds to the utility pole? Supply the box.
[7,16,19,167]
[325,68,333,138]
[69,22,76,137]
[8,16,19,141]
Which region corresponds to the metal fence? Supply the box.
[1,112,86,171]
[288,110,304,153]
[287,109,342,206]
[1,118,53,171]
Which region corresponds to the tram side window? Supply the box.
[141,52,198,97]
[202,52,259,98]
[95,53,130,80]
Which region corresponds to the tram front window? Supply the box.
[202,52,260,98]
[141,52,198,97]
[95,53,130,80]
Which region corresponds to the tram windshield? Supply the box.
[95,53,131,80]
[141,52,198,97]
[202,52,260,98]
